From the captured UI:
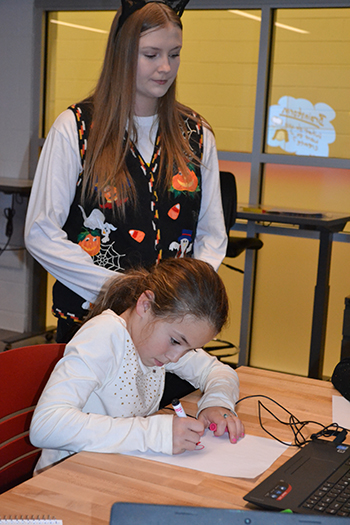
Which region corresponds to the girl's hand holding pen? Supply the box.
[172,398,205,454]
[198,407,245,444]
[172,416,205,454]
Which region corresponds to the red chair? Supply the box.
[0,343,65,494]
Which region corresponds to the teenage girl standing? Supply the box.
[25,0,227,343]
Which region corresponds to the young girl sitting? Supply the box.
[30,258,244,472]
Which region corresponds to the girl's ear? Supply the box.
[135,290,155,317]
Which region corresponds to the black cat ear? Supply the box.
[116,0,190,34]
[117,0,146,32]
[169,0,191,17]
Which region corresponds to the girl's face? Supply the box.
[135,22,182,116]
[124,293,217,368]
[135,315,217,368]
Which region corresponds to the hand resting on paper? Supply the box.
[172,416,205,454]
[198,407,245,444]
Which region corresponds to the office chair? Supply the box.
[204,172,263,364]
[220,170,263,273]
[0,343,65,494]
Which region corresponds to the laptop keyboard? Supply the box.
[302,459,350,516]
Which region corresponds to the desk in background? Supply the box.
[0,366,342,524]
[0,177,32,196]
[236,207,350,379]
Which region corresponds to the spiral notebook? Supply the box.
[0,516,63,525]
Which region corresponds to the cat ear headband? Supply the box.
[117,0,190,33]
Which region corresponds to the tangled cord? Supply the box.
[236,394,349,448]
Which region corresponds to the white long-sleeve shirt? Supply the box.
[30,309,240,472]
[25,110,227,305]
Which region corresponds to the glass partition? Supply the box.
[179,10,260,153]
[45,11,115,133]
[265,8,350,159]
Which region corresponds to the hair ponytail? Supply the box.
[86,258,229,334]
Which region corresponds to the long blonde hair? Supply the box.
[81,2,209,214]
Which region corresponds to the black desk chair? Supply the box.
[204,171,263,364]
[220,170,263,273]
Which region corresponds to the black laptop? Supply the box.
[110,502,350,524]
[244,439,350,517]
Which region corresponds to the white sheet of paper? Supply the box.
[333,395,350,429]
[124,431,288,478]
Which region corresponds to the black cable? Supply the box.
[163,394,348,447]
[4,205,15,237]
[236,394,349,448]
[0,193,18,257]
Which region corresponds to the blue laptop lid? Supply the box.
[110,502,350,524]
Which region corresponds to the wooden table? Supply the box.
[0,367,343,524]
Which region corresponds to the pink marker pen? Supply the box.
[172,398,202,446]
[171,398,201,446]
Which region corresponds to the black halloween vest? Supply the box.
[52,102,203,322]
